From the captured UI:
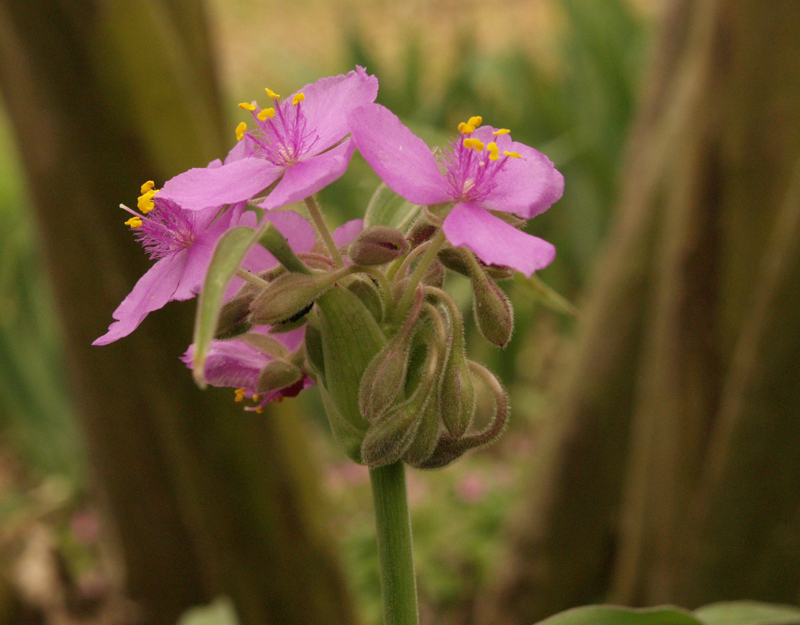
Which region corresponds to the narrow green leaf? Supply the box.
[535,605,702,625]
[694,601,800,625]
[192,225,258,387]
[363,182,421,231]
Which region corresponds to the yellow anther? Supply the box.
[257,107,275,121]
[140,180,155,194]
[236,121,248,141]
[239,102,256,111]
[255,406,264,414]
[292,92,305,105]
[503,150,521,158]
[124,216,142,228]
[458,122,475,134]
[234,388,247,402]
[138,189,157,213]
[463,137,484,151]
[487,142,500,161]
[265,88,281,99]
[493,128,511,135]
[252,394,260,402]
[467,116,483,128]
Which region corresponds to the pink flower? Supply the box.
[93,198,315,346]
[181,327,314,410]
[347,104,564,276]
[159,67,379,211]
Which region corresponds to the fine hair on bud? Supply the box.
[465,253,514,347]
[215,295,253,340]
[249,272,330,326]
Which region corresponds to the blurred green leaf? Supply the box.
[178,597,241,625]
[535,605,702,625]
[363,182,420,231]
[694,602,800,625]
[192,225,257,386]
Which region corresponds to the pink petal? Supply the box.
[333,219,364,246]
[93,254,185,345]
[295,66,379,152]
[481,143,564,219]
[258,139,355,211]
[348,104,453,206]
[160,157,282,210]
[442,202,556,277]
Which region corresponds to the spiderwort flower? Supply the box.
[159,67,379,211]
[348,104,564,276]
[93,186,315,346]
[181,327,314,412]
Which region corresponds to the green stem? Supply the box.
[304,196,345,267]
[370,462,419,625]
[393,229,446,323]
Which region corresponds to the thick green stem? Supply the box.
[369,462,420,625]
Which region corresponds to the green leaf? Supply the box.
[694,601,800,625]
[363,182,421,231]
[192,225,258,387]
[535,605,703,625]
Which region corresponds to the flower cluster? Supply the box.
[95,67,564,467]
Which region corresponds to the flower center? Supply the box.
[123,185,198,259]
[235,89,319,167]
[443,118,521,202]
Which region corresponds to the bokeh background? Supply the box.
[2,0,799,624]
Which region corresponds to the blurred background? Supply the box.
[1,0,799,623]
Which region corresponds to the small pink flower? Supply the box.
[348,104,564,276]
[159,67,379,211]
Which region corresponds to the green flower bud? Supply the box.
[249,272,331,326]
[360,396,427,467]
[348,225,409,265]
[215,294,253,340]
[359,288,424,421]
[257,359,304,395]
[438,342,476,439]
[347,276,384,323]
[465,253,514,347]
[438,247,514,280]
[406,218,437,248]
[422,260,445,289]
[418,361,509,469]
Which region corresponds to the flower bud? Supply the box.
[348,225,409,265]
[256,359,304,395]
[360,398,426,467]
[249,273,330,326]
[466,253,514,347]
[418,361,509,469]
[438,247,514,280]
[347,276,383,323]
[406,218,437,248]
[438,340,476,438]
[422,260,445,289]
[359,288,424,421]
[215,295,253,340]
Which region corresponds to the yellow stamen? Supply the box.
[257,107,275,121]
[236,121,248,141]
[255,406,264,414]
[265,88,280,99]
[252,394,260,402]
[487,142,500,161]
[467,116,483,128]
[292,92,305,105]
[463,137,484,151]
[140,180,155,194]
[458,121,475,134]
[493,128,511,135]
[238,102,256,111]
[503,150,521,158]
[124,216,142,228]
[137,189,158,213]
[234,388,247,402]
